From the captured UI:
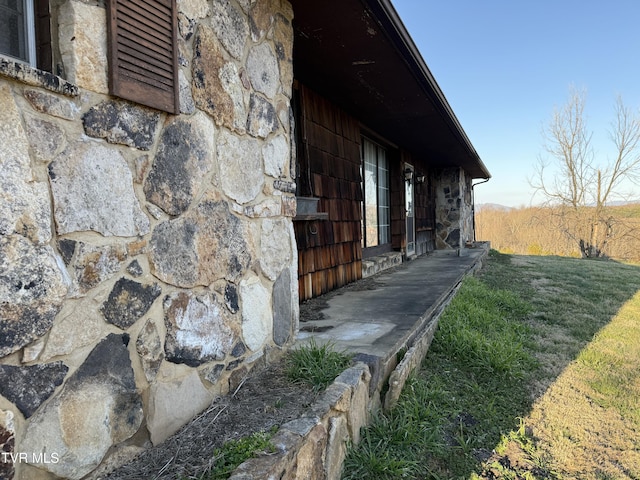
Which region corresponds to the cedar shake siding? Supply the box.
[294,83,363,301]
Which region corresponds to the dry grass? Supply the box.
[526,292,640,478]
[476,204,640,262]
[481,254,640,479]
[103,358,316,480]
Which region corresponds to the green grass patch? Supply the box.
[203,429,277,480]
[343,271,538,478]
[342,434,421,480]
[432,276,535,380]
[285,339,353,392]
[344,251,640,479]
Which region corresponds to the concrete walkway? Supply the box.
[297,244,489,364]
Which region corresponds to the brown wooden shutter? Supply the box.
[107,0,179,114]
[34,0,52,72]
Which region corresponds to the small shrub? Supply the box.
[286,339,353,392]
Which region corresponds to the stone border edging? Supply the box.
[229,363,371,480]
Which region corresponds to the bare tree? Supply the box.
[531,88,640,258]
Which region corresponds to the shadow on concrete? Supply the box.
[298,244,489,358]
[296,243,490,407]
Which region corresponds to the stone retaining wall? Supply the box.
[361,252,403,278]
[0,1,297,478]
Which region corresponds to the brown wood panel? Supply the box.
[338,179,349,201]
[353,241,362,261]
[312,271,325,297]
[323,153,334,177]
[302,249,315,274]
[338,220,349,240]
[325,177,337,199]
[332,223,343,247]
[331,156,344,180]
[294,222,308,249]
[294,83,365,300]
[107,0,179,113]
[326,267,336,292]
[303,274,313,300]
[306,124,320,154]
[321,220,334,245]
[314,248,327,271]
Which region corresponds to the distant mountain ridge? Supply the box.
[476,203,514,211]
[477,200,640,211]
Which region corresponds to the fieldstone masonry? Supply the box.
[434,167,475,249]
[0,0,297,477]
[143,112,215,216]
[0,410,15,480]
[82,100,161,150]
[20,334,143,479]
[0,363,68,418]
[49,143,151,237]
[101,278,162,329]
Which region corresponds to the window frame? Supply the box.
[361,136,392,252]
[1,0,180,114]
[0,0,37,66]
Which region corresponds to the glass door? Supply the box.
[405,164,415,256]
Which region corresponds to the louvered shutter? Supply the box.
[35,0,52,72]
[107,0,179,114]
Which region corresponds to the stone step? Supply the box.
[361,251,403,278]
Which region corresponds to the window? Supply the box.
[1,0,179,114]
[0,0,36,65]
[361,137,390,248]
[0,0,51,71]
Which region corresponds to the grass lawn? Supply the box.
[342,251,640,479]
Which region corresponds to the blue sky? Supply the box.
[391,0,640,207]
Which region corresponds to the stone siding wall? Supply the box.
[0,0,296,478]
[434,167,474,249]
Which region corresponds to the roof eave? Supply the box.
[365,0,491,179]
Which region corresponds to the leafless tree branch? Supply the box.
[531,87,640,257]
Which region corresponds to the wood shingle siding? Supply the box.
[295,84,363,301]
[107,0,179,113]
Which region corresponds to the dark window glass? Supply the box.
[0,0,27,61]
[361,137,391,248]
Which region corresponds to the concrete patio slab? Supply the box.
[297,244,490,363]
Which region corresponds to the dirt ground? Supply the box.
[102,357,317,480]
